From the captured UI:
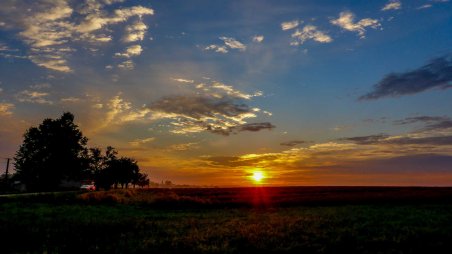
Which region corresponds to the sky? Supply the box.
[1,0,452,186]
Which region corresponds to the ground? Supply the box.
[1,187,452,253]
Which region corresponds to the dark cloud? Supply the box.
[149,95,251,119]
[280,140,308,147]
[394,116,452,131]
[341,133,452,146]
[236,122,275,132]
[359,55,452,100]
[340,134,389,145]
[148,95,274,135]
[208,122,275,136]
[394,116,449,125]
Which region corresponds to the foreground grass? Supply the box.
[1,188,452,253]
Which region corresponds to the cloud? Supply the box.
[172,78,263,100]
[129,137,155,146]
[290,25,332,46]
[0,102,14,116]
[341,132,452,146]
[280,140,308,147]
[0,0,154,72]
[204,37,246,53]
[16,90,53,104]
[253,35,264,43]
[382,0,402,11]
[115,45,143,58]
[330,11,381,38]
[209,122,275,136]
[281,20,300,31]
[359,55,452,100]
[122,20,148,42]
[117,60,135,70]
[172,78,195,83]
[204,45,228,53]
[60,97,80,103]
[340,134,390,145]
[147,79,271,135]
[219,37,246,51]
[394,115,452,132]
[417,4,432,9]
[168,142,199,151]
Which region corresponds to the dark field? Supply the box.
[1,187,452,253]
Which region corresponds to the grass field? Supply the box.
[1,187,452,253]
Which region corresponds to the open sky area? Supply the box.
[0,0,451,186]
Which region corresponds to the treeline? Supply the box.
[11,112,149,192]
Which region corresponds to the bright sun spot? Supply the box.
[252,171,264,182]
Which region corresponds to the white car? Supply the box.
[80,184,96,191]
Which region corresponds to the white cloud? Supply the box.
[330,11,381,39]
[16,90,53,104]
[290,25,332,46]
[417,4,432,9]
[0,1,154,72]
[122,20,148,42]
[253,35,264,43]
[205,37,246,54]
[281,20,300,31]
[117,59,135,70]
[382,0,402,11]
[115,44,143,58]
[172,78,195,83]
[219,37,246,51]
[204,45,228,53]
[60,97,80,103]
[0,102,14,116]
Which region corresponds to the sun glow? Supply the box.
[251,171,265,182]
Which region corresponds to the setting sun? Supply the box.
[252,171,265,182]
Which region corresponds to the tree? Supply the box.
[14,112,89,191]
[91,146,148,190]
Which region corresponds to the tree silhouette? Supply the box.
[14,112,89,191]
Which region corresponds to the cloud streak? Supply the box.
[360,55,452,100]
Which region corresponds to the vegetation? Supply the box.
[1,187,452,253]
[12,112,149,192]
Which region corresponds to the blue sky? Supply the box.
[1,0,452,186]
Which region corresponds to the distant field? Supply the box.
[1,187,452,253]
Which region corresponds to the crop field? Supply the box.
[1,187,452,253]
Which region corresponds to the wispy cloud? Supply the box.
[281,20,300,31]
[168,142,199,151]
[16,90,53,104]
[330,11,381,39]
[0,102,14,116]
[280,140,308,147]
[172,78,195,84]
[382,0,402,11]
[290,25,332,46]
[253,35,264,43]
[204,37,246,53]
[360,55,452,100]
[0,0,154,72]
[129,137,155,147]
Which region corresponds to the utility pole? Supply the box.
[4,158,10,182]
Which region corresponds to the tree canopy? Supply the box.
[14,112,88,191]
[14,112,149,191]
